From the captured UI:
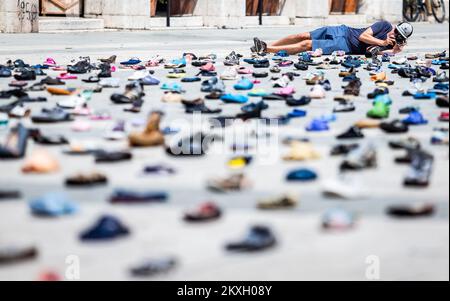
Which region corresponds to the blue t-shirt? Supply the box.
[347,21,393,54]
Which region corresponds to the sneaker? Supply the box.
[340,143,377,171]
[336,126,365,140]
[226,226,276,252]
[80,215,130,241]
[257,194,298,210]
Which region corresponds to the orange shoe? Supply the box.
[47,87,76,96]
[370,72,387,81]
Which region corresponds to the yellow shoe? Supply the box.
[283,142,321,161]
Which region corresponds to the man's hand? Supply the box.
[381,36,396,47]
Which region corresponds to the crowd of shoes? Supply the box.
[0,45,449,279]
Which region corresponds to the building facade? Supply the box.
[0,0,412,33]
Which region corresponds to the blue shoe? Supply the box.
[221,94,249,104]
[234,77,254,90]
[110,189,168,203]
[413,92,437,99]
[388,64,402,70]
[286,168,318,181]
[342,74,359,82]
[306,119,329,132]
[80,215,130,241]
[373,94,393,106]
[161,82,184,93]
[241,101,268,113]
[243,58,269,65]
[433,83,449,91]
[318,114,337,123]
[287,109,307,118]
[402,110,429,125]
[276,50,289,57]
[139,75,160,86]
[432,59,447,65]
[29,192,78,217]
[170,57,187,67]
[120,58,142,66]
[181,76,201,83]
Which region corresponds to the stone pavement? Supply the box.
[0,23,449,281]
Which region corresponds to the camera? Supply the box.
[394,29,407,45]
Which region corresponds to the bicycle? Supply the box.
[403,0,446,23]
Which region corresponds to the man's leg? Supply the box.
[270,32,311,47]
[266,40,313,55]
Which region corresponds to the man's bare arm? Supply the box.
[359,28,395,47]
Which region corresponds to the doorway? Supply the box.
[330,0,359,14]
[40,0,84,17]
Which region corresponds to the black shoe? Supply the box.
[31,107,73,123]
[94,150,133,163]
[389,137,421,150]
[98,63,112,78]
[286,96,311,107]
[404,150,434,187]
[14,69,36,81]
[330,143,360,156]
[254,61,270,68]
[0,190,21,200]
[253,37,267,54]
[226,226,276,252]
[40,76,65,86]
[436,96,449,108]
[337,126,365,139]
[387,203,435,218]
[0,123,29,159]
[380,120,409,134]
[294,63,308,71]
[367,87,389,99]
[253,71,268,78]
[29,129,69,145]
[111,81,144,104]
[67,58,94,74]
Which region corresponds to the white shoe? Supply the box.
[220,67,238,80]
[322,177,367,200]
[128,70,150,81]
[392,57,407,65]
[57,94,87,109]
[99,78,120,88]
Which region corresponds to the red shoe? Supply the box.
[184,202,222,222]
[439,112,449,122]
[200,62,215,72]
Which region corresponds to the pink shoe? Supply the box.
[57,73,77,80]
[72,105,93,116]
[275,86,295,96]
[309,85,326,99]
[309,48,323,57]
[237,67,253,75]
[71,120,91,132]
[52,66,66,71]
[44,58,57,67]
[90,111,112,121]
[200,62,215,72]
[110,65,117,72]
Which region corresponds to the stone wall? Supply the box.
[0,0,39,33]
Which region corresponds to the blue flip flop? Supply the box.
[29,192,78,217]
[306,119,330,132]
[220,94,249,104]
[402,110,429,125]
[80,215,130,241]
[286,168,318,181]
[233,77,254,90]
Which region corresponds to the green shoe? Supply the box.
[367,101,390,119]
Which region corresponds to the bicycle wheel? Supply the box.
[431,0,446,23]
[403,0,420,22]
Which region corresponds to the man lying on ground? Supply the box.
[252,21,414,56]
